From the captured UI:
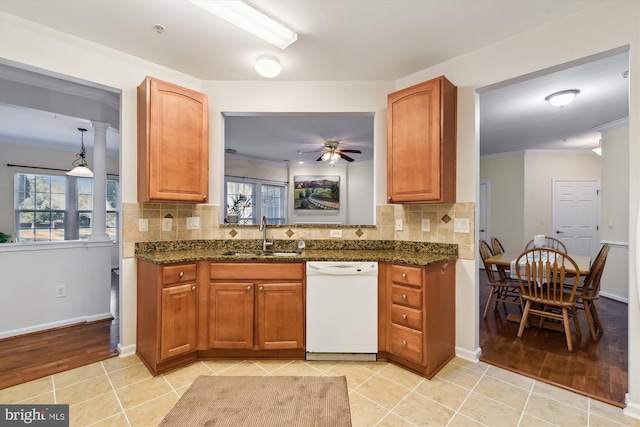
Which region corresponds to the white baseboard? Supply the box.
[455,346,482,363]
[117,343,136,357]
[624,393,640,420]
[0,313,113,339]
[600,292,629,304]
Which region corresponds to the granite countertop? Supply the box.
[136,240,458,267]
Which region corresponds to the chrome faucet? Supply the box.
[259,215,273,251]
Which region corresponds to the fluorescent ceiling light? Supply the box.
[255,55,281,78]
[545,89,580,107]
[190,0,297,49]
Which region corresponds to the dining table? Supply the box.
[483,251,592,327]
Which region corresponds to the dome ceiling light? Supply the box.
[544,89,580,107]
[255,55,281,78]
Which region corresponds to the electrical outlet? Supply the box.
[55,285,66,298]
[138,219,148,232]
[186,217,200,230]
[162,218,172,231]
[454,218,470,233]
[329,229,342,238]
[421,218,431,232]
[395,219,403,231]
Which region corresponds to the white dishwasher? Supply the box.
[306,261,378,361]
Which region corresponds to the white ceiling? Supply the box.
[0,0,629,159]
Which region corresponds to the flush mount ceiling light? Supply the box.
[67,128,93,177]
[544,89,580,107]
[189,0,297,49]
[255,55,281,78]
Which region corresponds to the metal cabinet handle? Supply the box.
[387,196,392,201]
[246,285,252,290]
[203,195,208,201]
[259,286,264,291]
[402,340,407,346]
[402,314,407,320]
[179,271,184,277]
[191,286,196,291]
[402,273,407,278]
[402,294,407,300]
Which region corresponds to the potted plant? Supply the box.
[227,193,252,223]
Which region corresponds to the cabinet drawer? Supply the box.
[389,324,423,364]
[390,264,422,288]
[391,284,423,309]
[162,263,197,285]
[210,263,304,280]
[390,304,422,330]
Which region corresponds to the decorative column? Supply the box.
[89,121,110,241]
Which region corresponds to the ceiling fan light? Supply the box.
[545,89,580,107]
[255,55,281,78]
[321,151,332,161]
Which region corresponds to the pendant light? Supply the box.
[66,128,93,177]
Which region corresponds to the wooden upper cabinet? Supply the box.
[387,76,457,203]
[138,76,209,203]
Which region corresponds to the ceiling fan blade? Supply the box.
[339,149,362,153]
[340,153,355,162]
[316,155,324,161]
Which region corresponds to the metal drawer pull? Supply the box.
[247,285,252,290]
[402,294,407,300]
[259,286,264,291]
[402,340,407,346]
[402,314,407,320]
[191,286,196,291]
[402,273,407,278]
[179,271,184,277]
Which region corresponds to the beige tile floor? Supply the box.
[1,356,638,427]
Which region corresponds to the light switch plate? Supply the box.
[454,218,470,233]
[138,219,148,232]
[329,229,342,238]
[186,217,200,230]
[395,219,403,231]
[162,218,172,231]
[421,218,431,232]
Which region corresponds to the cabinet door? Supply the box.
[209,282,254,349]
[257,282,304,349]
[387,76,456,203]
[138,77,209,203]
[160,283,197,360]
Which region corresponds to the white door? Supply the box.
[552,180,600,258]
[479,182,489,243]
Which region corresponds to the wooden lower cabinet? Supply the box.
[378,261,456,379]
[137,260,199,375]
[207,263,304,352]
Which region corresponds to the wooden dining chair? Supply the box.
[490,237,511,280]
[515,248,581,351]
[524,236,568,253]
[479,239,521,318]
[575,243,610,341]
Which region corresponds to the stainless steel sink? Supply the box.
[222,251,299,257]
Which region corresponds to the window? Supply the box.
[225,177,286,225]
[14,173,119,242]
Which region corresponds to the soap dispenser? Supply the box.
[297,237,306,253]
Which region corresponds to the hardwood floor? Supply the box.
[0,270,119,390]
[479,269,629,407]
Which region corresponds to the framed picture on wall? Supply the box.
[293,175,340,210]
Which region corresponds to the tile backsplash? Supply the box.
[122,202,475,260]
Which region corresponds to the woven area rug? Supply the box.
[159,375,352,427]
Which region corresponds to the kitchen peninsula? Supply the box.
[136,239,457,379]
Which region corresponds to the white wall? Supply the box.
[480,153,525,252]
[599,121,630,300]
[347,160,375,225]
[1,1,639,416]
[0,240,112,338]
[393,1,639,414]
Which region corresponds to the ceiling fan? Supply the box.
[301,140,362,163]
